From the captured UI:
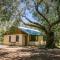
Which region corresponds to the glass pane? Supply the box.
[16,35,19,42]
[9,36,11,42]
[30,35,36,41]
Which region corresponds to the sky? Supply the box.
[11,0,45,30]
[17,0,40,23]
[21,9,39,23]
[1,0,45,32]
[18,0,45,24]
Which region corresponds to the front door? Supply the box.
[25,35,27,46]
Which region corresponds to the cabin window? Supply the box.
[30,35,37,41]
[16,35,19,42]
[9,36,11,42]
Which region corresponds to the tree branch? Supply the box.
[50,20,60,27]
[50,6,60,27]
[23,16,46,28]
[20,16,47,33]
[35,3,50,25]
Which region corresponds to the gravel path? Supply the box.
[0,47,60,60]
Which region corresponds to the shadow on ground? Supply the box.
[0,47,60,60]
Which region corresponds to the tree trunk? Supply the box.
[46,31,56,48]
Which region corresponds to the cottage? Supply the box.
[3,27,46,46]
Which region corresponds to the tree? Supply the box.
[19,0,60,48]
[0,0,20,33]
[0,0,20,42]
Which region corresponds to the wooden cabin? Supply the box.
[3,27,46,46]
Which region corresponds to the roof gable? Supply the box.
[19,27,42,35]
[4,27,42,35]
[4,27,26,35]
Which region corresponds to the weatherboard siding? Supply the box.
[28,36,44,46]
[18,34,23,46]
[3,34,26,46]
[3,35,10,45]
[38,36,43,45]
[3,34,45,46]
[38,36,46,45]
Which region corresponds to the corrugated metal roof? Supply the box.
[19,27,42,35]
[4,27,43,35]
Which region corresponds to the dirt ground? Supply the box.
[0,46,60,60]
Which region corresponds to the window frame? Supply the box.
[16,35,19,42]
[9,36,11,42]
